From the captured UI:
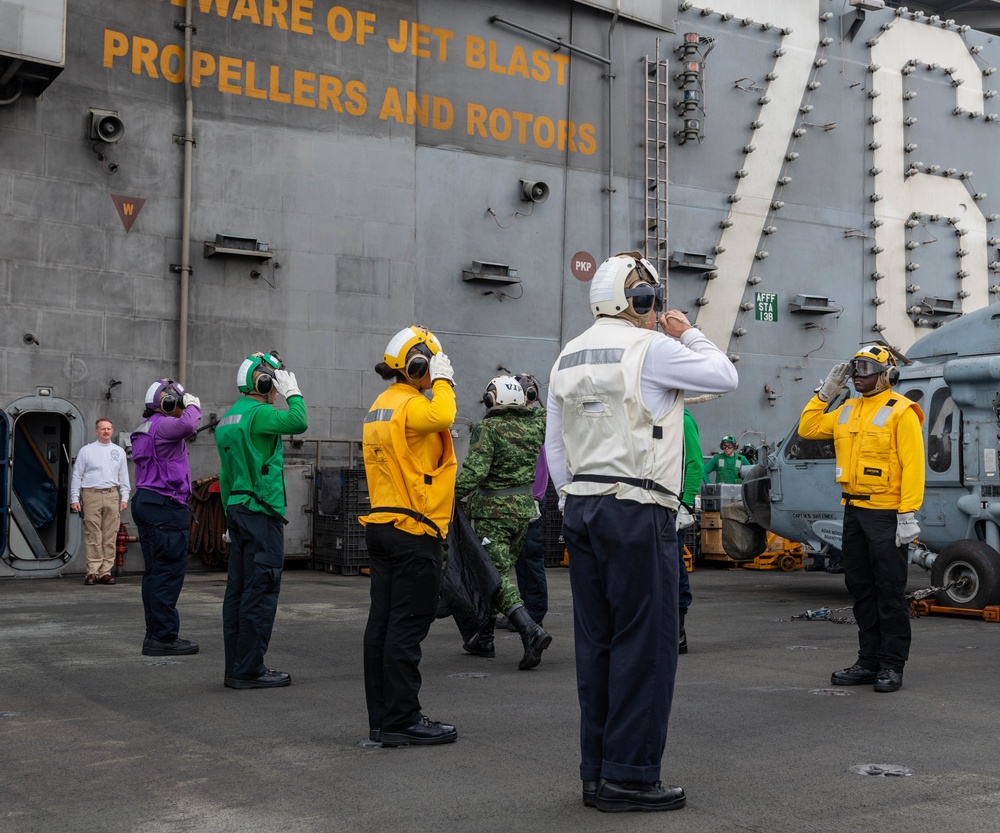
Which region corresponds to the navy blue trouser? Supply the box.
[515,518,548,624]
[223,505,285,681]
[563,494,679,784]
[132,488,190,642]
[364,523,443,732]
[842,504,911,671]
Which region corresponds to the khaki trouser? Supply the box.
[81,488,120,578]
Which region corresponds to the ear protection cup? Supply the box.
[405,355,429,381]
[483,389,496,409]
[160,393,179,414]
[523,385,538,403]
[887,366,900,386]
[255,371,274,395]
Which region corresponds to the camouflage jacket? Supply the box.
[455,406,546,519]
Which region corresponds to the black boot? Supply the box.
[679,609,688,655]
[462,617,495,658]
[507,604,552,670]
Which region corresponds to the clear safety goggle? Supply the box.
[624,283,665,315]
[850,358,885,378]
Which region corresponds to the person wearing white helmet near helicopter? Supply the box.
[131,378,202,656]
[216,351,307,690]
[798,344,925,694]
[546,251,737,812]
[360,326,459,748]
[453,374,548,669]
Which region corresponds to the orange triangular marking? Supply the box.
[111,194,146,233]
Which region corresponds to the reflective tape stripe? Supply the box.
[872,406,894,427]
[133,422,152,435]
[364,408,393,423]
[838,407,853,425]
[558,347,624,370]
[218,414,242,427]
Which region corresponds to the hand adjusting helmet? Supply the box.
[144,378,186,415]
[237,352,282,395]
[483,375,526,410]
[850,344,899,392]
[376,326,442,382]
[590,251,664,321]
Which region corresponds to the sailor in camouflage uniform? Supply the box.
[455,375,551,669]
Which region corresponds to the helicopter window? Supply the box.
[926,387,955,474]
[782,389,844,461]
[783,430,835,462]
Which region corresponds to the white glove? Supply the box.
[895,512,920,547]
[430,352,455,385]
[273,369,302,399]
[676,504,695,530]
[222,530,231,544]
[817,362,851,402]
[182,392,201,410]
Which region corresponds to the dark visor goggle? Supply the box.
[624,283,665,315]
[850,358,885,378]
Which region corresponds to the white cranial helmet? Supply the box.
[589,253,661,319]
[483,375,526,410]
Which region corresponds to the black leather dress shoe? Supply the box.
[380,715,457,747]
[582,780,599,807]
[369,729,381,743]
[230,670,292,689]
[831,663,878,686]
[142,637,199,656]
[874,668,903,692]
[224,677,235,688]
[595,779,686,813]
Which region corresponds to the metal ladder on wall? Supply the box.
[643,40,670,285]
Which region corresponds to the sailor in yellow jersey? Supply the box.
[360,326,459,748]
[798,345,925,694]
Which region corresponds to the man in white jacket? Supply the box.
[546,252,737,813]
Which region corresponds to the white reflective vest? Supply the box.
[550,323,683,509]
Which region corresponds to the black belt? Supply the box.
[369,505,443,539]
[842,492,871,503]
[573,474,678,500]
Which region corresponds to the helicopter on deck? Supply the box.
[743,303,1000,612]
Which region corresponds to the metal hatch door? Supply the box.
[2,393,85,575]
[0,408,8,555]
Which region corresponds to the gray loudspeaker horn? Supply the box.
[520,180,549,204]
[89,109,125,143]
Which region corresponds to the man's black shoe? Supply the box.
[380,715,457,747]
[224,677,235,688]
[369,729,381,743]
[595,779,686,813]
[831,663,879,686]
[462,636,495,658]
[230,670,292,689]
[874,668,903,693]
[142,637,200,656]
[582,780,598,807]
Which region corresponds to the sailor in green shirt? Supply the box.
[216,351,308,690]
[703,435,750,484]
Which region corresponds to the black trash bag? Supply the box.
[437,504,502,626]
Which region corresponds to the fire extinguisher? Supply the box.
[116,522,132,577]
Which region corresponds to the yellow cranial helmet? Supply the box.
[382,326,442,380]
[850,344,895,378]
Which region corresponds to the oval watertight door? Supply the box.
[1,394,85,576]
[0,408,8,556]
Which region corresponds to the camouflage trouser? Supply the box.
[473,516,531,614]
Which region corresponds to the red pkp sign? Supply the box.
[570,251,597,281]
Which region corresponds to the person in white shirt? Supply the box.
[70,418,131,585]
[546,252,738,813]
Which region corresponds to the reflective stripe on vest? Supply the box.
[558,347,625,370]
[364,408,393,424]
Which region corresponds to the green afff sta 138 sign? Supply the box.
[755,292,777,322]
